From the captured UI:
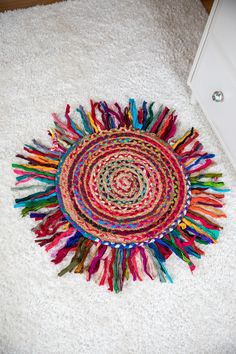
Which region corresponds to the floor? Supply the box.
[0,0,62,12]
[0,0,235,353]
[0,0,214,13]
[201,0,214,13]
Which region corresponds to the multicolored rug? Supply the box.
[12,99,228,292]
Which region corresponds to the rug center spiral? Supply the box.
[113,172,137,193]
[56,129,190,247]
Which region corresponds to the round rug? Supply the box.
[12,99,227,292]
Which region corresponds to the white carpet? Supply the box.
[0,0,236,353]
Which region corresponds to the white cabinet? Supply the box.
[188,0,236,169]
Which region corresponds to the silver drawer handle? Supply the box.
[212,91,224,102]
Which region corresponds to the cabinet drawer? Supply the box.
[191,39,236,167]
[210,0,236,72]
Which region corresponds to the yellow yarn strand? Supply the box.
[172,130,193,150]
[182,217,217,243]
[18,163,57,173]
[87,112,99,133]
[30,155,59,166]
[184,157,198,167]
[128,110,132,122]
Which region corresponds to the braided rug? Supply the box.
[12,99,228,292]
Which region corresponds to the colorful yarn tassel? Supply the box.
[12,99,228,292]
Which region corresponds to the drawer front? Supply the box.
[211,0,236,73]
[191,39,236,167]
